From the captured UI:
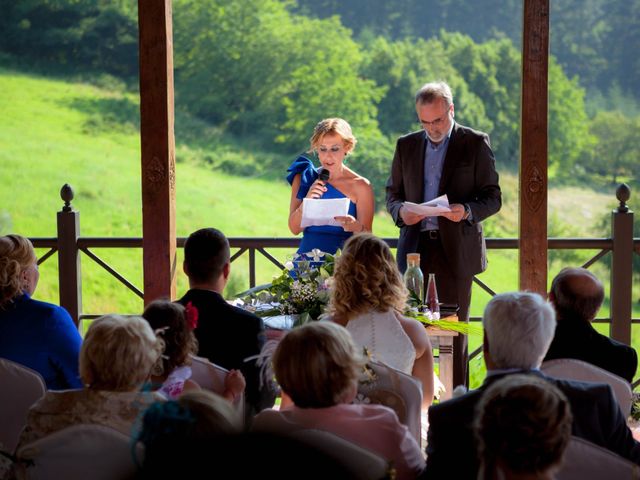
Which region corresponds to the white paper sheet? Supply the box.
[402,194,452,216]
[300,197,350,228]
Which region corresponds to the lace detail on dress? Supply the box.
[346,310,416,374]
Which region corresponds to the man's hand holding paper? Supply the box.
[400,194,452,225]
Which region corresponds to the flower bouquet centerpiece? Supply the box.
[236,249,336,327]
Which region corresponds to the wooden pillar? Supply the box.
[57,184,82,325]
[610,184,633,344]
[519,0,549,294]
[138,0,177,304]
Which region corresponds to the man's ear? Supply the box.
[183,260,190,277]
[222,262,231,280]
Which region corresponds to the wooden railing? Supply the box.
[30,184,639,381]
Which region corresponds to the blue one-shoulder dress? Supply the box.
[287,156,357,255]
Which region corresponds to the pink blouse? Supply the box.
[253,403,425,479]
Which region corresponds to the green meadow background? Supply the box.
[1,68,637,386]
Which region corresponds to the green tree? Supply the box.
[583,111,639,184]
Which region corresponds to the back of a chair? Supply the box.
[0,358,46,453]
[556,436,640,480]
[292,429,390,480]
[356,361,423,443]
[189,356,245,420]
[15,424,139,480]
[541,358,633,415]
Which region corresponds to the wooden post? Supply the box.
[610,184,633,344]
[57,184,82,325]
[138,0,177,304]
[519,0,549,294]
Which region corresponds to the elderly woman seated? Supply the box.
[0,234,82,389]
[17,314,164,448]
[252,321,425,480]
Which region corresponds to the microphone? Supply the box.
[318,167,330,183]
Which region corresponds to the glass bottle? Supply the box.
[404,253,424,308]
[426,273,440,319]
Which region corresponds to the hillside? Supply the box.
[0,69,622,320]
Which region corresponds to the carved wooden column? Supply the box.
[519,0,549,294]
[138,0,177,304]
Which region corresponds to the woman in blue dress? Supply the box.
[287,118,374,257]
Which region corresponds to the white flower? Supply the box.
[284,261,294,271]
[305,249,326,262]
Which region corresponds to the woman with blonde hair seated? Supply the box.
[17,314,165,448]
[330,233,435,407]
[474,374,573,480]
[0,234,82,389]
[252,321,425,480]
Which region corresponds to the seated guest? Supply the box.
[330,233,434,407]
[177,228,276,417]
[0,234,82,390]
[142,299,245,402]
[137,389,242,477]
[17,315,164,447]
[252,321,425,480]
[474,374,573,480]
[545,267,638,382]
[424,292,640,479]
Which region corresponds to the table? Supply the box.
[426,316,459,401]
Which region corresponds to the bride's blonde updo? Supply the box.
[0,234,37,308]
[329,233,408,322]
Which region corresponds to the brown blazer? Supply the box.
[386,124,501,275]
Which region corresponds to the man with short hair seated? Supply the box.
[545,267,637,382]
[177,228,276,418]
[423,292,640,479]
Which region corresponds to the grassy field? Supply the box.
[1,68,638,385]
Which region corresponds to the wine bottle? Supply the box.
[426,273,440,319]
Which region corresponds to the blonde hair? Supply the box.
[80,314,163,391]
[474,374,572,479]
[273,322,365,408]
[0,234,36,308]
[308,118,357,154]
[330,233,407,322]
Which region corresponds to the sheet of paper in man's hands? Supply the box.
[402,194,452,216]
[300,197,350,228]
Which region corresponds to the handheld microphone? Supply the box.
[318,168,330,183]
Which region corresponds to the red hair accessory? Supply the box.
[185,302,199,330]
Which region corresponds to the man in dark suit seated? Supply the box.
[545,267,638,383]
[177,228,276,417]
[424,292,640,479]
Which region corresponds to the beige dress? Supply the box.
[17,388,164,448]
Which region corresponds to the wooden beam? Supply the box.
[138,0,177,304]
[519,0,549,294]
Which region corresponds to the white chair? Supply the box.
[541,358,633,415]
[556,436,640,479]
[189,356,245,421]
[0,358,46,453]
[14,424,140,480]
[356,360,423,443]
[292,429,390,480]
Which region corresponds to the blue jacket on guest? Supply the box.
[0,294,83,390]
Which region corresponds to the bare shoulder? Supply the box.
[397,314,430,350]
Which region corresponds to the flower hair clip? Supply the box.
[185,302,199,330]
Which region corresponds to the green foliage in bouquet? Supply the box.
[237,250,337,324]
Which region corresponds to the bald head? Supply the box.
[549,268,604,322]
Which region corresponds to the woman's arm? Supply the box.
[398,313,435,409]
[354,179,374,232]
[288,174,304,234]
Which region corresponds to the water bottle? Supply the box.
[404,253,424,308]
[426,273,440,319]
